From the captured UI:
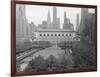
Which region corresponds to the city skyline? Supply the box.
[24,4,95,30]
[16,4,95,39]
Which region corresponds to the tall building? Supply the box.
[16,5,26,19]
[28,22,36,36]
[38,21,48,29]
[84,13,95,42]
[79,8,89,33]
[52,7,60,29]
[63,12,74,30]
[53,7,57,23]
[76,13,79,31]
[81,8,88,21]
[47,10,51,29]
[16,5,28,38]
[38,10,51,29]
[64,11,66,19]
[47,10,51,25]
[37,7,60,29]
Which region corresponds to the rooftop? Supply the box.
[35,29,75,32]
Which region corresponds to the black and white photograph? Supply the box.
[16,3,96,73]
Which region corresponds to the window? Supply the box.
[43,34,45,36]
[40,34,42,36]
[55,34,57,36]
[66,34,68,36]
[47,34,49,36]
[62,34,64,36]
[69,34,71,36]
[58,34,60,36]
[51,34,53,36]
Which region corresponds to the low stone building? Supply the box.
[34,29,77,43]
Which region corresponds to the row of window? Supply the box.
[39,33,72,37]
